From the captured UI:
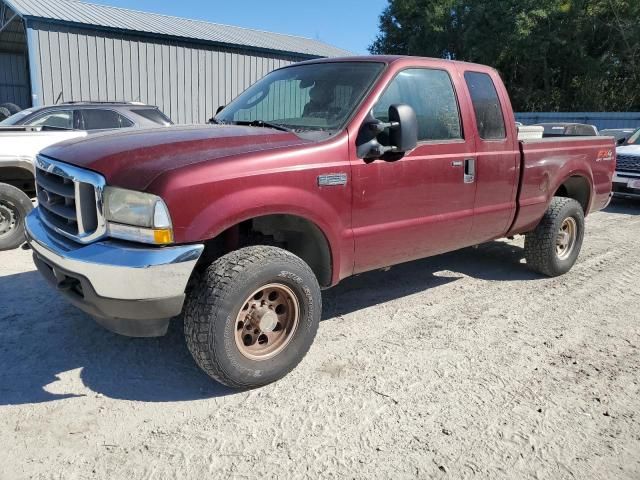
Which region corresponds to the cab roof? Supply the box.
[294,55,497,72]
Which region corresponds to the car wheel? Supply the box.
[183,245,322,388]
[524,197,585,277]
[0,183,34,251]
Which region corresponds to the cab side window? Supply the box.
[464,71,507,140]
[373,68,462,142]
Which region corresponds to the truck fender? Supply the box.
[184,185,351,285]
[550,168,594,214]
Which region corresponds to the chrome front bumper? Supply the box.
[613,172,640,199]
[25,210,204,336]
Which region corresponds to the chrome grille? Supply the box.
[35,155,107,244]
[616,154,640,173]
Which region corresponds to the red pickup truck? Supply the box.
[25,56,615,388]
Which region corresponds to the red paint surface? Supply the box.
[41,56,615,286]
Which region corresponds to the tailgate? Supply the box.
[509,136,615,234]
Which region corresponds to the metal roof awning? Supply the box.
[4,0,352,58]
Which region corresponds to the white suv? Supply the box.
[613,128,640,200]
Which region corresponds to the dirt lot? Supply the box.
[1,199,639,480]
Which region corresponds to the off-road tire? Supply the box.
[183,246,322,388]
[0,106,10,121]
[524,197,585,277]
[0,102,21,115]
[0,183,33,251]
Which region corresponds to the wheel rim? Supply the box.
[234,283,300,361]
[0,202,18,239]
[556,217,577,260]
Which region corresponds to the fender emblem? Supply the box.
[318,173,348,187]
[596,149,614,162]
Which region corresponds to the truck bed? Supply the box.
[509,136,616,235]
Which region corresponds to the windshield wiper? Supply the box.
[233,120,293,133]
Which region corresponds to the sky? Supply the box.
[87,0,389,54]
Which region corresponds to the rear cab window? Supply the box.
[464,71,507,140]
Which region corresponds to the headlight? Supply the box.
[104,187,174,245]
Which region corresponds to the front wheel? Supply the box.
[524,197,585,277]
[0,183,33,251]
[183,246,322,388]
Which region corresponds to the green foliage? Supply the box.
[370,0,640,111]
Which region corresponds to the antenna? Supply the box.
[54,91,63,105]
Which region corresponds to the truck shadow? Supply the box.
[0,271,233,405]
[0,240,532,406]
[605,197,640,215]
[323,240,534,319]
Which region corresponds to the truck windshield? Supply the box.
[627,128,640,145]
[215,62,384,138]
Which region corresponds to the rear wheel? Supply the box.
[0,183,33,251]
[524,197,585,277]
[183,246,321,388]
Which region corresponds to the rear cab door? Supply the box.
[456,66,520,243]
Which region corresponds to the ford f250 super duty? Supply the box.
[25,56,615,388]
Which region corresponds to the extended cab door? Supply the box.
[459,68,519,243]
[350,66,478,273]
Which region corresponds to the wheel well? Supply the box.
[0,167,35,196]
[198,214,333,287]
[554,176,590,213]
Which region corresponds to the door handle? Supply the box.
[451,160,463,167]
[464,158,476,184]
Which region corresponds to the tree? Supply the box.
[370,0,640,112]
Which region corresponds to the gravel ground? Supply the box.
[1,199,639,480]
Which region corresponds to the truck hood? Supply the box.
[617,144,640,157]
[41,125,310,191]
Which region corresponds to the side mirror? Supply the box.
[617,137,626,146]
[356,104,418,160]
[216,105,225,115]
[388,104,418,152]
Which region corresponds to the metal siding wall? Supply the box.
[0,52,30,108]
[28,22,304,123]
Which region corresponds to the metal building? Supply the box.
[0,0,350,123]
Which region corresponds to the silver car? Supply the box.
[0,102,173,130]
